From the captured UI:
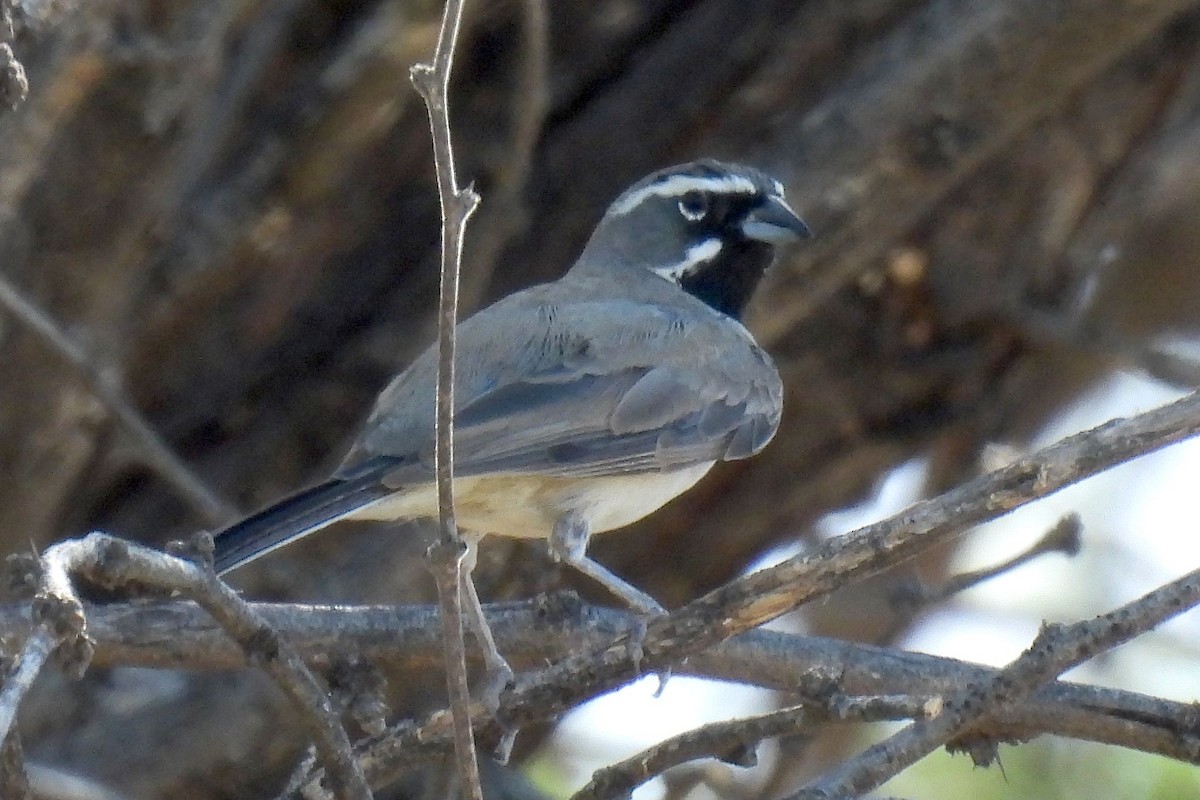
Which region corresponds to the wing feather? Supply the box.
[345,287,782,481]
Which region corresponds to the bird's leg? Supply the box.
[550,512,665,615]
[550,512,666,670]
[461,534,515,713]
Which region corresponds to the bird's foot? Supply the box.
[550,512,672,686]
[478,657,516,717]
[625,606,670,691]
[477,657,518,764]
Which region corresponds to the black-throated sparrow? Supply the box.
[213,159,809,684]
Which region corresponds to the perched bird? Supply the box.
[213,159,809,686]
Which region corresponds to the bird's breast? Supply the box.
[347,462,715,539]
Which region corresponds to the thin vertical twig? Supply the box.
[409,0,483,797]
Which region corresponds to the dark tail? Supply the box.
[212,471,394,575]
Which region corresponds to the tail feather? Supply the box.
[212,473,394,574]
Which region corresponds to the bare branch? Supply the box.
[15,534,370,800]
[410,0,478,554]
[0,628,53,744]
[571,696,940,800]
[0,596,1189,734]
[409,0,484,795]
[0,275,236,526]
[345,388,1200,789]
[514,391,1200,702]
[573,705,807,800]
[982,703,1200,766]
[93,594,1181,792]
[891,513,1083,612]
[3,586,1197,790]
[796,565,1200,798]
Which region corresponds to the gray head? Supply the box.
[573,160,811,320]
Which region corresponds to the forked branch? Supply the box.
[0,534,370,800]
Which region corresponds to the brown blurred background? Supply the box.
[3,0,1200,797]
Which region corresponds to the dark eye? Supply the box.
[677,191,709,221]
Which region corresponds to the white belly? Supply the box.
[346,462,715,539]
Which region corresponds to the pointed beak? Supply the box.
[741,195,812,245]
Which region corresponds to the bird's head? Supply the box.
[574,160,811,320]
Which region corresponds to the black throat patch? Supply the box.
[678,239,774,320]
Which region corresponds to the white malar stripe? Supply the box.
[609,174,758,216]
[652,238,723,282]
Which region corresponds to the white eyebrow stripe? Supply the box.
[651,238,723,282]
[609,174,759,216]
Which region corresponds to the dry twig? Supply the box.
[409,0,484,796]
[571,696,941,800]
[1,594,1195,756]
[0,534,370,800]
[890,512,1083,612]
[0,629,54,747]
[336,388,1200,791]
[796,565,1200,798]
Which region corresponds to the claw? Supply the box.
[653,666,673,697]
[627,614,649,669]
[493,724,518,766]
[479,658,515,716]
[625,609,670,693]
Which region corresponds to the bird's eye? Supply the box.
[677,191,709,221]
